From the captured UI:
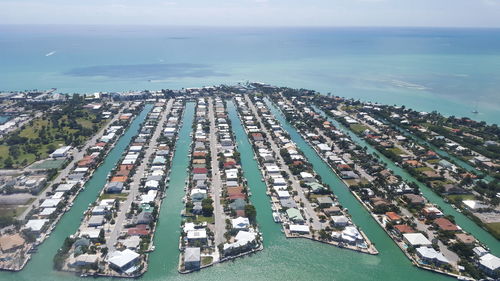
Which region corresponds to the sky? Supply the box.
[0,0,500,27]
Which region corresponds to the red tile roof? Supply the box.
[434,218,459,231]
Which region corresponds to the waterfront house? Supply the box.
[385,212,402,223]
[187,230,208,244]
[88,215,105,227]
[317,196,334,208]
[403,233,432,247]
[478,253,500,277]
[184,248,201,270]
[416,247,450,266]
[134,212,153,225]
[106,182,124,193]
[127,225,150,236]
[25,219,49,234]
[69,254,98,268]
[299,172,315,182]
[289,224,310,234]
[402,194,426,206]
[394,224,415,235]
[232,217,250,230]
[276,190,291,199]
[455,233,476,245]
[108,249,140,273]
[422,206,443,219]
[341,226,363,245]
[331,215,349,227]
[433,218,459,232]
[230,198,246,211]
[280,198,297,209]
[286,208,304,223]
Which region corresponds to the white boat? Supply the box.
[272,212,281,223]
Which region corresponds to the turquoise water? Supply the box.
[303,103,500,255]
[0,116,10,124]
[0,104,153,280]
[1,25,499,123]
[0,101,454,281]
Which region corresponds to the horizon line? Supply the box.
[1,23,500,29]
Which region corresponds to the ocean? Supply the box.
[1,25,499,123]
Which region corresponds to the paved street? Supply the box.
[106,99,173,250]
[207,98,226,246]
[246,95,322,230]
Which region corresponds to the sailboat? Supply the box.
[472,101,479,114]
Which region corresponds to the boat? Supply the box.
[272,212,281,223]
[471,110,478,114]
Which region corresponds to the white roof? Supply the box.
[79,228,101,239]
[56,183,75,192]
[39,207,56,216]
[232,217,250,229]
[183,222,196,233]
[479,253,500,271]
[289,224,310,233]
[187,229,207,239]
[276,190,291,198]
[235,230,257,243]
[403,233,432,246]
[40,198,62,208]
[416,247,449,264]
[184,247,201,262]
[25,219,49,231]
[317,143,331,151]
[300,172,314,179]
[265,165,280,173]
[108,249,140,268]
[51,192,65,199]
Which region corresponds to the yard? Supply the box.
[99,193,129,201]
[387,147,404,155]
[485,222,500,240]
[0,104,107,169]
[350,124,369,134]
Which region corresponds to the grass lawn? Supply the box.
[344,179,359,186]
[426,159,441,164]
[415,167,433,172]
[446,194,475,201]
[100,193,129,201]
[388,147,404,155]
[201,256,213,266]
[0,108,106,168]
[350,124,369,134]
[485,222,500,240]
[195,215,214,224]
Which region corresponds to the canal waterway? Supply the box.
[386,121,494,183]
[0,103,153,281]
[0,115,10,124]
[307,104,499,254]
[0,101,454,281]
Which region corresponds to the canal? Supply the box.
[385,120,494,183]
[0,103,153,281]
[308,104,499,254]
[0,101,453,281]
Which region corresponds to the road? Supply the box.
[207,98,226,247]
[106,99,173,250]
[19,104,128,220]
[245,95,322,231]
